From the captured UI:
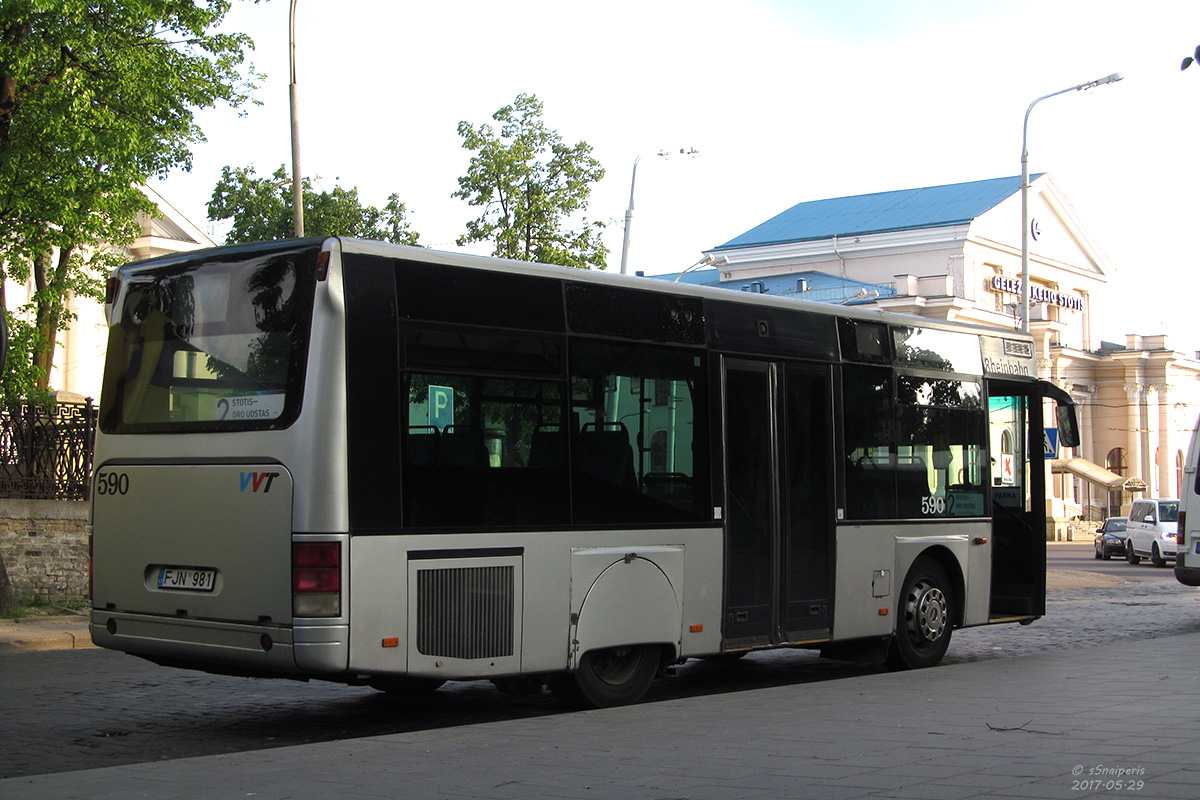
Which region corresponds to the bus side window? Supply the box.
[843,365,897,520]
[569,339,709,524]
[402,373,569,527]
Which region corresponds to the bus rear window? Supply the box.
[99,245,318,433]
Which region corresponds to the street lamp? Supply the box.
[289,0,304,237]
[619,147,699,275]
[1019,71,1122,333]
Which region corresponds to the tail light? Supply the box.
[1179,510,1187,547]
[292,541,341,617]
[88,532,94,601]
[104,275,121,305]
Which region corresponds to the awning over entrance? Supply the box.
[1050,457,1147,492]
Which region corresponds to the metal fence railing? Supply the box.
[0,400,97,501]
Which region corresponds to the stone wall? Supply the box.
[0,499,89,602]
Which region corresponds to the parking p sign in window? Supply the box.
[429,385,454,431]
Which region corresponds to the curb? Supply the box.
[0,616,95,653]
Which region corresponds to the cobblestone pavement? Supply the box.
[2,578,1198,780]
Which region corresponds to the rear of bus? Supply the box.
[90,239,349,677]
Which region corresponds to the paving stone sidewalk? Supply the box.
[3,628,1199,799]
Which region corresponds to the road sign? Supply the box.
[429,385,454,431]
[1043,427,1059,459]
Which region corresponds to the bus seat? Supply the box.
[438,426,489,468]
[575,423,637,489]
[528,428,566,470]
[403,426,440,467]
[643,472,692,508]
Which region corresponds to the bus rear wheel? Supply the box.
[549,644,661,709]
[886,557,953,670]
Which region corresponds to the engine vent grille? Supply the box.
[416,565,515,659]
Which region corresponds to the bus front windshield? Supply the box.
[99,244,318,434]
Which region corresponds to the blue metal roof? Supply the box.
[713,174,1039,251]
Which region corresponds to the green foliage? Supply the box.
[454,93,607,269]
[1184,45,1200,71]
[0,313,45,407]
[208,164,421,246]
[0,0,261,392]
[0,590,89,620]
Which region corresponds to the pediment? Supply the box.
[970,174,1109,281]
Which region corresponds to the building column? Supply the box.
[1080,385,1098,519]
[1125,383,1144,489]
[1145,385,1162,496]
[1157,383,1172,497]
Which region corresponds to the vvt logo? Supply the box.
[240,472,280,493]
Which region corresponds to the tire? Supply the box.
[1094,548,1102,560]
[886,557,954,670]
[368,676,445,695]
[549,644,661,709]
[1151,543,1167,568]
[1126,541,1141,565]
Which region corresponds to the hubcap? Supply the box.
[905,578,947,644]
[588,646,642,686]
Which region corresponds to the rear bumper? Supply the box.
[1175,566,1200,587]
[90,610,348,678]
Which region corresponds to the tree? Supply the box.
[0,0,262,392]
[454,93,607,269]
[207,164,420,245]
[1184,45,1200,71]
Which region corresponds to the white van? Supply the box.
[1175,416,1200,586]
[1125,497,1179,567]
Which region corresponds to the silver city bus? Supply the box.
[90,237,1078,707]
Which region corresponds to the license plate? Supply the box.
[157,567,217,592]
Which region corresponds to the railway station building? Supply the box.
[676,174,1199,534]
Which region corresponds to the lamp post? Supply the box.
[619,147,699,275]
[1019,71,1121,333]
[289,0,304,237]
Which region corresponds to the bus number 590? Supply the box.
[921,495,946,516]
[96,472,130,496]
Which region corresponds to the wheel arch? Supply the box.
[571,552,683,669]
[902,544,966,628]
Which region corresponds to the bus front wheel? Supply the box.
[886,557,954,670]
[549,644,661,709]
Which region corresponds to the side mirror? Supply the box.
[1056,403,1081,448]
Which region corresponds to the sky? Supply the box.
[150,0,1200,349]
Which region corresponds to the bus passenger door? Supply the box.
[722,359,835,649]
[987,381,1046,619]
